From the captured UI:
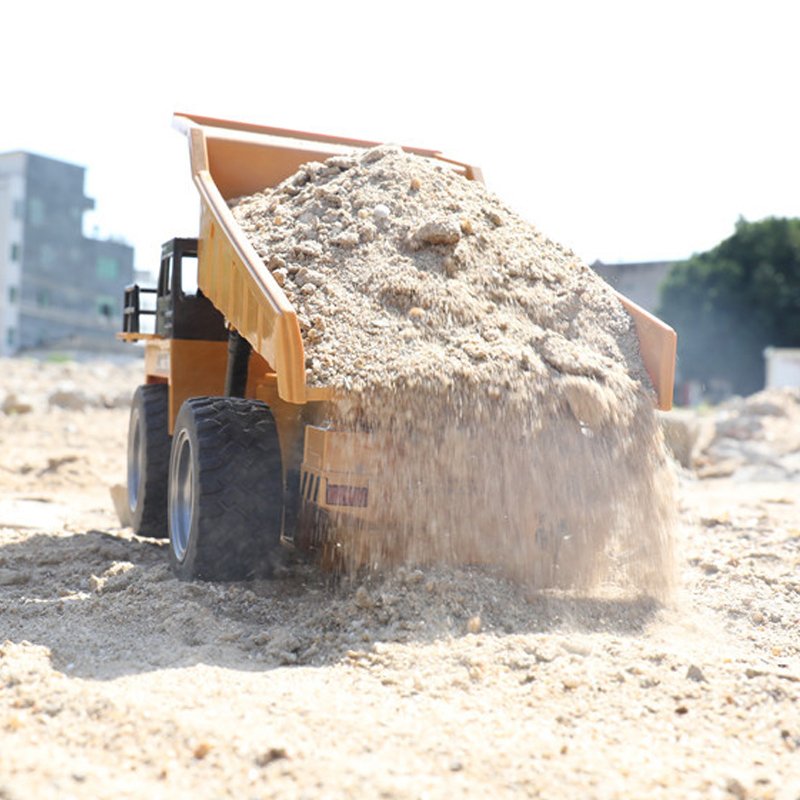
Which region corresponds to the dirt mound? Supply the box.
[232,146,676,597]
[232,145,647,403]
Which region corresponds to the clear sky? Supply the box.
[2,0,797,273]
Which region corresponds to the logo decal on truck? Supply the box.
[325,484,369,508]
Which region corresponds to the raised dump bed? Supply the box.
[177,113,485,404]
[174,113,674,409]
[120,113,677,582]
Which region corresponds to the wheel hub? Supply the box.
[128,408,142,514]
[170,429,194,561]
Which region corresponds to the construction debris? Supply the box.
[661,388,800,481]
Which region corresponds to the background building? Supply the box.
[0,152,133,356]
[590,259,675,314]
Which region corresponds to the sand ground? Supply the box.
[0,358,798,799]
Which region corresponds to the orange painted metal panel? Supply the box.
[168,339,229,433]
[144,338,171,381]
[615,293,677,411]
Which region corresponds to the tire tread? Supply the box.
[169,397,284,581]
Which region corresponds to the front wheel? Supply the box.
[168,397,284,581]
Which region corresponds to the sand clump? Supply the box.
[231,145,676,596]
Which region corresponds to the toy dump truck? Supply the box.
[120,113,677,581]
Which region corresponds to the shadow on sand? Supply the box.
[0,526,664,681]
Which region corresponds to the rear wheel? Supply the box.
[168,397,284,581]
[128,384,170,538]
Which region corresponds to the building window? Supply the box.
[40,244,56,268]
[6,328,14,347]
[8,286,17,304]
[36,289,50,307]
[10,243,20,262]
[96,296,115,320]
[96,256,118,280]
[12,199,24,220]
[28,196,45,226]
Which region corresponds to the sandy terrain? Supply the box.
[1,357,798,799]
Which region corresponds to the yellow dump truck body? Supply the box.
[121,113,677,576]
[173,112,676,412]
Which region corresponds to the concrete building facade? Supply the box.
[0,152,133,356]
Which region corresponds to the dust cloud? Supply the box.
[232,145,676,595]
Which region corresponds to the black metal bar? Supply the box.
[122,284,159,333]
[122,285,140,333]
[124,284,157,294]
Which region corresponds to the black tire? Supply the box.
[127,384,170,538]
[168,397,284,581]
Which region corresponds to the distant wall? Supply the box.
[765,347,800,389]
[590,260,675,314]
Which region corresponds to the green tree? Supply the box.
[658,217,800,397]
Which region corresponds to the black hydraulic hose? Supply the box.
[224,329,252,397]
